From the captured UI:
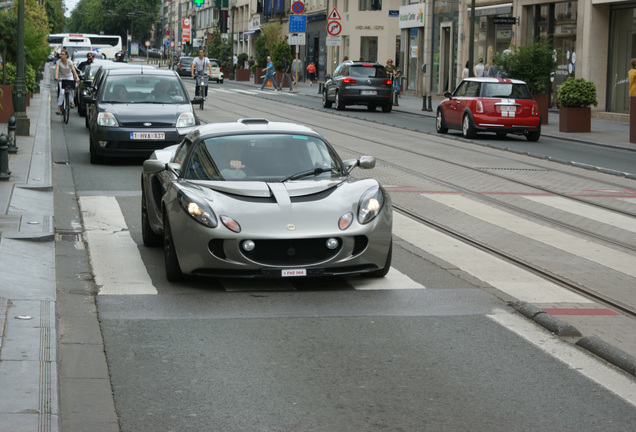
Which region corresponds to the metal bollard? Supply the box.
[427,95,433,112]
[0,133,10,180]
[422,94,427,111]
[317,82,323,94]
[7,115,17,153]
[393,91,399,106]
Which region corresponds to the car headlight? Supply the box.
[357,186,384,224]
[97,112,118,127]
[177,190,217,228]
[176,112,196,127]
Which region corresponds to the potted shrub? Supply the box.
[493,37,557,125]
[557,77,598,133]
[235,53,250,81]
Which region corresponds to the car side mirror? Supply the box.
[325,74,331,80]
[444,92,452,99]
[343,156,376,173]
[191,96,203,104]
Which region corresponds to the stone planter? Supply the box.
[235,68,250,81]
[559,106,591,133]
[532,93,549,125]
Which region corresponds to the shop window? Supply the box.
[359,0,381,11]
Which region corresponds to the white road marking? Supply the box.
[524,195,636,233]
[425,194,636,278]
[489,311,636,407]
[80,196,158,295]
[79,196,421,293]
[392,212,591,303]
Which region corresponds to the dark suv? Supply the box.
[322,61,393,112]
[176,56,194,76]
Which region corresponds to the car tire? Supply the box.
[85,113,89,128]
[436,109,448,134]
[141,185,163,247]
[462,113,477,139]
[381,103,392,113]
[526,129,541,142]
[89,137,103,164]
[164,212,184,282]
[367,104,377,112]
[335,91,345,111]
[366,242,392,278]
[322,91,332,108]
[219,79,224,84]
[78,103,85,117]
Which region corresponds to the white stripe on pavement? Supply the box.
[425,194,636,278]
[524,195,636,233]
[80,196,158,295]
[392,212,591,303]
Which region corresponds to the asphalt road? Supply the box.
[55,87,636,431]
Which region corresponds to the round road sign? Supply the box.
[327,21,342,36]
[291,1,305,14]
[145,40,151,47]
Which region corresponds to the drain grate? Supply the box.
[55,232,82,242]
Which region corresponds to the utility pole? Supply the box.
[12,0,29,135]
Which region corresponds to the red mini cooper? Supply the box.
[436,77,541,142]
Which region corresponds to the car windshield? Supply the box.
[101,76,187,103]
[183,134,345,182]
[482,83,532,99]
[349,65,386,78]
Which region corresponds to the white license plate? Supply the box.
[131,132,165,140]
[361,90,377,96]
[282,269,307,277]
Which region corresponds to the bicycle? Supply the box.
[60,79,76,124]
[194,72,209,110]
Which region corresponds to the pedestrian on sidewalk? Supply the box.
[462,61,470,79]
[54,49,80,115]
[260,56,280,91]
[291,57,303,86]
[280,56,292,91]
[629,58,636,97]
[385,59,396,76]
[306,62,316,86]
[474,57,485,78]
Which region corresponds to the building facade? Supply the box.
[159,0,636,115]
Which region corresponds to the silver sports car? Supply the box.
[141,118,392,281]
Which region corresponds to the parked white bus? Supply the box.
[48,33,123,59]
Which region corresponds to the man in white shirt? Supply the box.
[191,49,213,99]
[474,57,485,78]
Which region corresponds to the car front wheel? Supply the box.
[436,109,448,133]
[322,91,332,108]
[462,113,476,138]
[163,212,184,282]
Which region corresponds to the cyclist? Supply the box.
[54,49,80,115]
[114,51,127,62]
[77,52,95,74]
[191,48,213,100]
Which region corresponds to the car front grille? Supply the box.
[233,238,343,266]
[121,122,175,128]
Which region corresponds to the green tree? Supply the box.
[493,37,558,94]
[254,23,285,67]
[44,0,65,33]
[207,29,231,74]
[1,0,50,74]
[272,41,291,72]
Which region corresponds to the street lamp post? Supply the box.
[12,0,29,136]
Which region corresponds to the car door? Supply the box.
[326,64,345,101]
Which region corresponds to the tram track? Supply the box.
[203,89,636,317]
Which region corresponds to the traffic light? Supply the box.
[220,10,228,33]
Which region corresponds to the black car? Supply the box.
[175,56,194,76]
[85,67,202,164]
[322,60,393,112]
[76,59,112,117]
[82,61,137,127]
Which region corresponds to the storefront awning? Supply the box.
[468,3,512,18]
[243,30,258,37]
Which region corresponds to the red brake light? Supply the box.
[362,64,374,67]
[343,77,356,84]
[532,102,539,116]
[476,100,484,113]
[382,79,392,86]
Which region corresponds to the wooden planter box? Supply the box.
[532,93,549,125]
[559,106,591,133]
[235,69,250,81]
[0,85,14,123]
[254,67,265,85]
